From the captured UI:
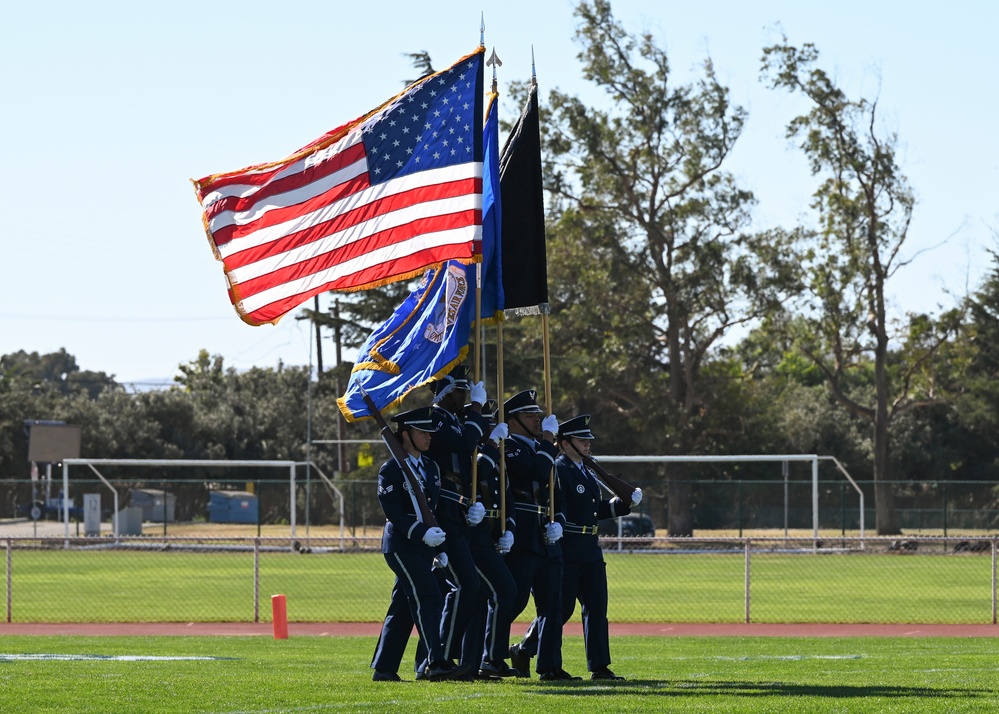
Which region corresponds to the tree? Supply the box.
[173,350,311,462]
[761,40,957,534]
[0,350,121,481]
[939,245,999,481]
[402,51,435,85]
[537,1,802,535]
[0,348,118,399]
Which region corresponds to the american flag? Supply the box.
[337,93,503,421]
[193,47,485,326]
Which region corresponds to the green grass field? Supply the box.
[6,547,995,623]
[0,635,996,713]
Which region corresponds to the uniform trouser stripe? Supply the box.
[442,559,462,659]
[391,552,431,648]
[476,565,499,657]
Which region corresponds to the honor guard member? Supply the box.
[502,389,579,681]
[551,415,645,679]
[423,366,489,670]
[370,407,470,682]
[460,401,519,678]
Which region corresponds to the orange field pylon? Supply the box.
[271,594,288,639]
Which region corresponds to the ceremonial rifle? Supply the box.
[359,386,439,529]
[562,439,636,502]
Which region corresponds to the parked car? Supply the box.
[598,514,655,538]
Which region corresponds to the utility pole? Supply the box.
[313,295,324,376]
[333,299,348,475]
[295,297,324,375]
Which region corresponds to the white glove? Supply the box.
[497,530,514,553]
[466,502,486,526]
[541,414,559,435]
[422,526,446,548]
[544,521,563,543]
[469,381,487,406]
[489,422,509,444]
[433,552,449,569]
[631,488,643,507]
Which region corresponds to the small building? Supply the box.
[207,490,259,524]
[114,506,143,535]
[129,488,176,523]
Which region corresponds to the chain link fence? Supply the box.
[3,475,998,538]
[2,535,997,625]
[3,472,999,625]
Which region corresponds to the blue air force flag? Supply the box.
[338,261,473,421]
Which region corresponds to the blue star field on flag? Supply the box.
[361,55,483,185]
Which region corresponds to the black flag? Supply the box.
[499,83,547,313]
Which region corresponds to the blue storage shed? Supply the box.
[207,490,259,524]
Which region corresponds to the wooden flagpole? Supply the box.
[497,319,506,528]
[471,50,501,506]
[471,15,487,506]
[542,309,554,523]
[470,261,482,505]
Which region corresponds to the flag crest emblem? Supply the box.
[424,264,470,345]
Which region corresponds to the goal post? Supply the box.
[597,454,865,541]
[60,459,297,542]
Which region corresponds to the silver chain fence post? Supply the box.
[254,538,261,623]
[5,538,11,623]
[992,537,997,625]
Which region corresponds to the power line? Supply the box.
[0,314,234,323]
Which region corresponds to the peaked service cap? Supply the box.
[558,414,595,440]
[391,406,438,432]
[504,389,544,415]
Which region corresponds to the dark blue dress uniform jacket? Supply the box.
[505,434,565,557]
[473,440,516,538]
[425,406,490,532]
[378,454,442,555]
[556,454,631,563]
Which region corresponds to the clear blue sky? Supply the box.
[3,0,996,387]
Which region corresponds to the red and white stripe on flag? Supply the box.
[193,48,485,326]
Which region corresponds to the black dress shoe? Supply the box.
[424,660,472,681]
[478,659,518,677]
[590,667,624,680]
[508,644,531,676]
[372,671,402,682]
[538,668,582,681]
